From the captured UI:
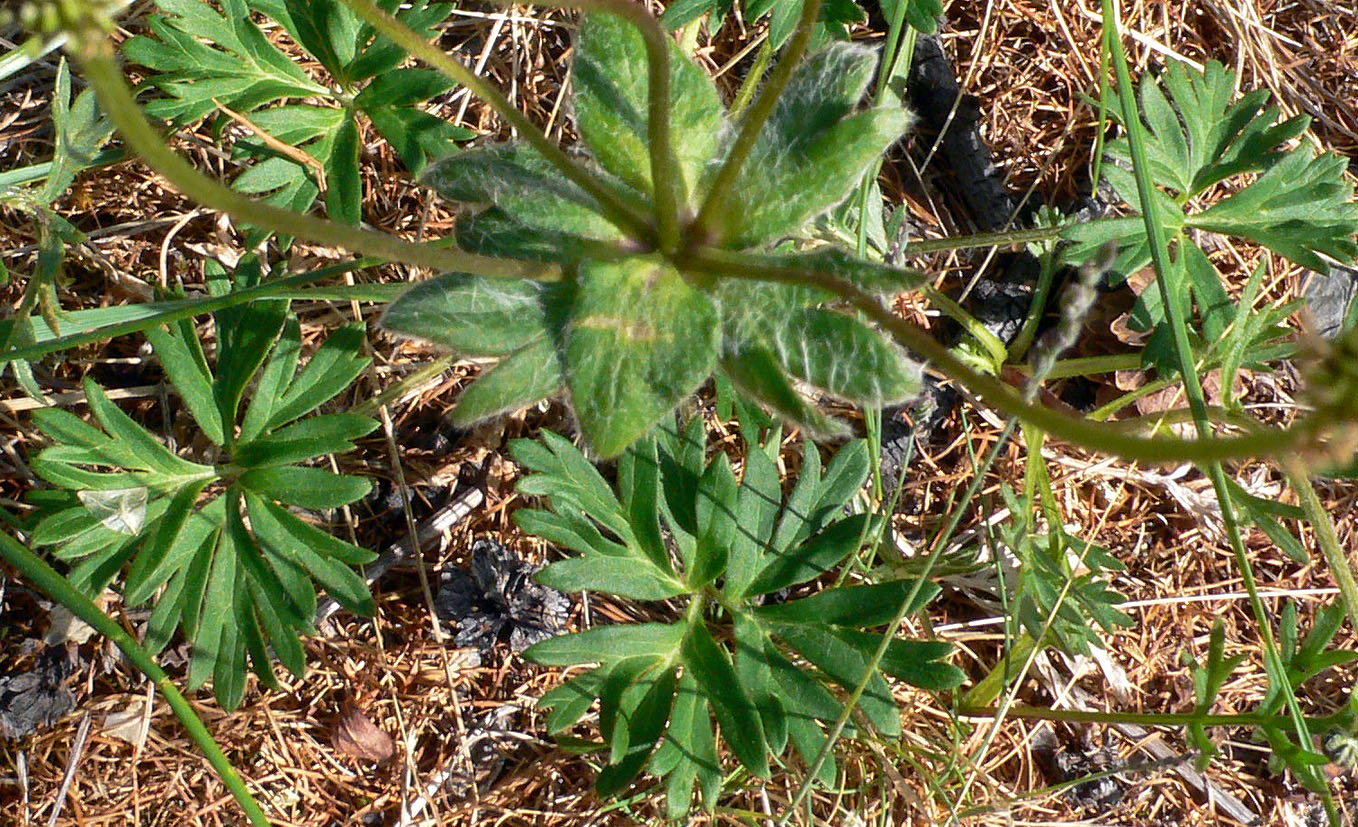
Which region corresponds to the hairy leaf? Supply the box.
[565,257,719,457]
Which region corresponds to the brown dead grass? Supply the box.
[3,0,1358,825]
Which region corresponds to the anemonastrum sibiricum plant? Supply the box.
[378,12,926,457]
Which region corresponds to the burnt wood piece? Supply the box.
[907,34,1022,233]
[0,646,75,741]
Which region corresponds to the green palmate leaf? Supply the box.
[516,421,951,814]
[573,12,723,205]
[654,415,706,536]
[515,507,630,559]
[233,314,290,441]
[835,629,965,691]
[596,664,678,796]
[264,322,369,430]
[724,434,782,596]
[733,614,789,754]
[763,637,850,728]
[214,293,289,430]
[246,494,375,616]
[325,109,363,225]
[232,413,378,468]
[540,667,610,734]
[770,439,869,553]
[122,482,211,603]
[565,257,719,458]
[229,105,342,214]
[123,0,327,122]
[124,0,468,228]
[879,0,943,35]
[353,67,453,109]
[186,500,240,692]
[26,290,378,709]
[723,43,914,248]
[380,272,557,357]
[82,380,206,478]
[146,319,226,446]
[1062,162,1185,279]
[238,465,372,508]
[1067,57,1357,278]
[363,101,474,175]
[618,437,670,570]
[423,144,629,241]
[1105,59,1310,200]
[653,673,722,818]
[691,453,738,587]
[280,0,363,81]
[1189,149,1358,271]
[247,497,376,568]
[513,430,637,544]
[598,656,655,752]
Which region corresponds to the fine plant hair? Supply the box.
[0,0,1357,823]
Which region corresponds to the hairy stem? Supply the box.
[0,531,273,827]
[530,0,683,253]
[905,225,1063,254]
[690,0,824,245]
[74,38,554,281]
[684,246,1313,464]
[336,0,656,242]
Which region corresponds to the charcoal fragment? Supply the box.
[434,539,570,654]
[0,646,76,741]
[1054,744,1124,812]
[908,34,1022,232]
[444,704,526,798]
[1033,727,1126,815]
[967,275,1036,345]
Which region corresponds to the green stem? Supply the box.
[1008,251,1058,362]
[683,246,1312,464]
[960,703,1345,730]
[689,0,824,246]
[336,0,656,243]
[349,355,455,417]
[728,37,773,119]
[921,284,1007,367]
[1285,460,1358,632]
[74,39,553,282]
[905,225,1063,254]
[534,0,682,253]
[0,531,273,827]
[1102,0,1332,816]
[0,259,382,365]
